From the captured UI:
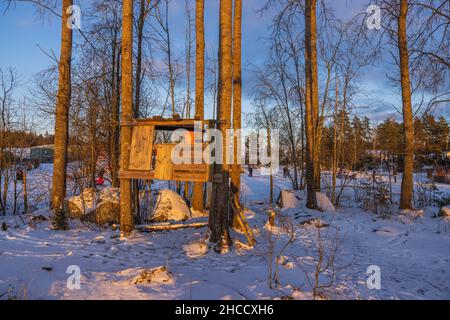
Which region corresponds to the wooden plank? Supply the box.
[154,144,175,180]
[121,119,217,132]
[231,200,256,247]
[119,168,210,182]
[173,164,208,172]
[129,125,154,171]
[172,172,208,182]
[119,170,155,180]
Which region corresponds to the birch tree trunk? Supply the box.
[120,0,134,235]
[51,0,73,230]
[398,0,414,210]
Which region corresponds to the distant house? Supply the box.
[30,145,54,163]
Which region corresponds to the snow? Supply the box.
[316,192,335,212]
[150,189,191,222]
[0,166,449,300]
[280,190,300,209]
[278,189,335,213]
[183,240,209,259]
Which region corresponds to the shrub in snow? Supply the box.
[149,189,190,222]
[355,174,391,217]
[397,210,425,224]
[300,218,329,228]
[276,256,296,269]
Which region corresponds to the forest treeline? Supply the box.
[0,131,53,148]
[318,114,449,170]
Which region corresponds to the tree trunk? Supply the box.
[231,0,242,206]
[332,76,338,205]
[51,0,73,230]
[120,0,134,235]
[208,0,233,252]
[109,24,121,188]
[134,0,146,117]
[23,171,28,214]
[310,0,321,192]
[398,0,414,210]
[268,127,273,205]
[185,0,192,118]
[192,0,205,212]
[304,0,318,209]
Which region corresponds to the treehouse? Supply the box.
[118,117,216,183]
[118,116,255,245]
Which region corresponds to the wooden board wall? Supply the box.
[128,126,154,171]
[154,144,175,180]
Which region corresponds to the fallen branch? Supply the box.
[139,221,208,232]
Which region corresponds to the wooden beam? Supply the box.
[119,169,210,182]
[119,170,155,180]
[121,119,216,130]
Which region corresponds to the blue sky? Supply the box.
[0,0,447,132]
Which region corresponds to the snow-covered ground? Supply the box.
[0,166,449,300]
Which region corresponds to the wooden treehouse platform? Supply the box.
[119,117,255,246]
[119,117,215,183]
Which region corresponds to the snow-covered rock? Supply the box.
[183,240,209,258]
[279,190,335,212]
[149,189,190,222]
[438,206,450,217]
[132,266,174,285]
[280,190,300,208]
[316,192,335,212]
[66,188,120,225]
[67,188,97,217]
